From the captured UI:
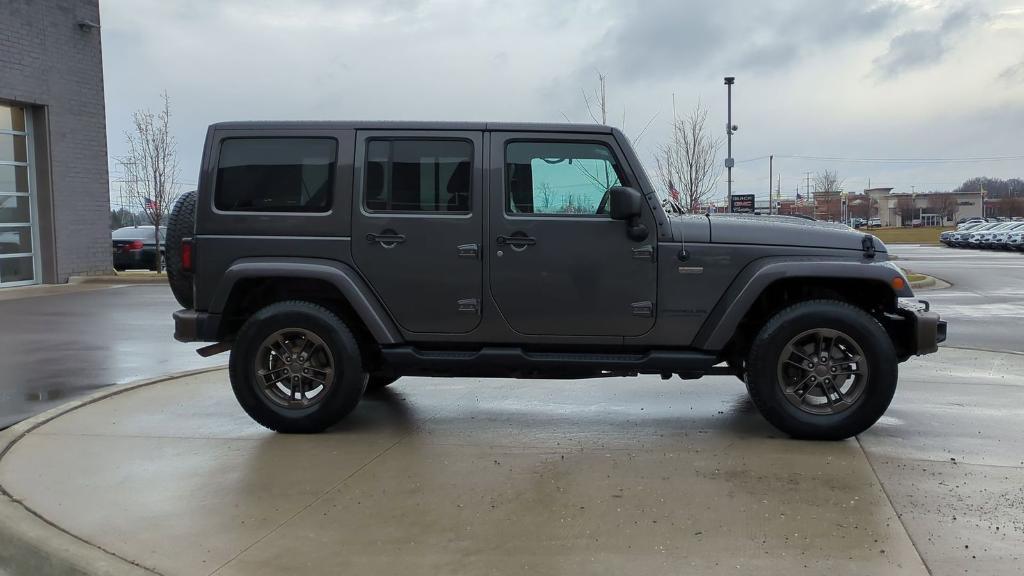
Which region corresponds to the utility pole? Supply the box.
[724,76,736,212]
[768,155,773,215]
[805,172,812,217]
[776,174,781,215]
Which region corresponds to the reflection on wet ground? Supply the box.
[0,284,221,428]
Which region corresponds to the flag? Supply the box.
[144,197,157,211]
[668,181,681,203]
[796,192,803,200]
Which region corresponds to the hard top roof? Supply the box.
[210,121,615,134]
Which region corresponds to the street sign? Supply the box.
[731,194,755,213]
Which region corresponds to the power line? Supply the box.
[738,153,1024,164]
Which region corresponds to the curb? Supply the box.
[69,274,168,285]
[909,275,936,289]
[0,366,226,576]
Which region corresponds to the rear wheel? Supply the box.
[745,300,897,440]
[229,301,367,433]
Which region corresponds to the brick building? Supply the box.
[0,0,109,287]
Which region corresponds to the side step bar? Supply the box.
[380,346,720,378]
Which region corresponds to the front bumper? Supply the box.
[173,309,222,343]
[896,299,946,356]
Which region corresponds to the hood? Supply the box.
[690,214,887,253]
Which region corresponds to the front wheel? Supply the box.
[745,300,898,440]
[229,301,367,433]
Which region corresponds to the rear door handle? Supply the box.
[457,243,479,259]
[366,232,406,248]
[495,235,537,248]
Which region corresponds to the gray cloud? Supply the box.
[591,0,904,82]
[998,58,1024,84]
[872,6,983,79]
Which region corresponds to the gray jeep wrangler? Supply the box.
[169,121,945,440]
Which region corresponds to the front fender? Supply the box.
[209,257,403,345]
[693,257,912,351]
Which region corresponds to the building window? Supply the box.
[0,103,37,287]
[214,138,337,212]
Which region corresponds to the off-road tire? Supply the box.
[165,190,196,308]
[229,301,367,433]
[746,299,898,440]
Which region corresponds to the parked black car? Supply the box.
[112,226,165,271]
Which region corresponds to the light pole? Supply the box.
[724,76,736,212]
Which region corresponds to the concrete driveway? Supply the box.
[6,346,1021,576]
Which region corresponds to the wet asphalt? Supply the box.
[0,284,222,429]
[892,244,1024,353]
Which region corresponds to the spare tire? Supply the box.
[165,190,196,308]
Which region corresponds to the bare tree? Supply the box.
[813,169,844,220]
[653,100,722,212]
[116,92,180,271]
[928,194,959,223]
[895,195,916,226]
[1001,196,1024,218]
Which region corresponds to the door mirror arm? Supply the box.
[626,216,649,241]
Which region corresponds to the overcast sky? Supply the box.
[100,0,1024,205]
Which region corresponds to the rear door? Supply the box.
[352,131,483,334]
[487,133,658,337]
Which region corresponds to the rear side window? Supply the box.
[364,140,472,213]
[215,138,337,212]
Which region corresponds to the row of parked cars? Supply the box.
[940,218,1024,250]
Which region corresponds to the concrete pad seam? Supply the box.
[941,345,1024,357]
[0,366,227,576]
[857,435,934,576]
[869,454,1024,471]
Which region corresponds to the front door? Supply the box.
[488,134,657,337]
[352,131,483,334]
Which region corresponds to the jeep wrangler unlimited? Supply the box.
[169,121,945,440]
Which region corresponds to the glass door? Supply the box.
[0,103,38,287]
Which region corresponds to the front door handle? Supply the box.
[632,244,655,262]
[366,231,406,248]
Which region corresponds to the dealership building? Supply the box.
[864,188,984,227]
[0,0,110,287]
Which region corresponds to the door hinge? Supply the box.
[632,244,656,262]
[457,298,480,314]
[630,300,654,318]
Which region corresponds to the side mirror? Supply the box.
[608,186,649,241]
[609,186,642,220]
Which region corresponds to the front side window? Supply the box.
[505,141,625,216]
[365,140,472,213]
[215,138,337,212]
